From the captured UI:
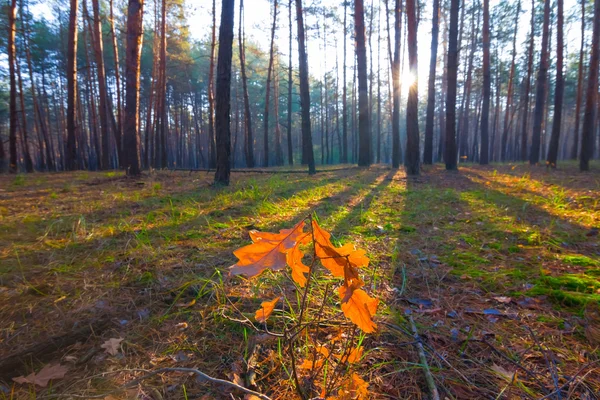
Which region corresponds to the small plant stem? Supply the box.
[409,316,441,400]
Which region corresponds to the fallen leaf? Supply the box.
[328,372,369,399]
[338,287,378,333]
[338,346,364,364]
[101,338,124,356]
[176,298,196,308]
[255,297,279,323]
[13,364,68,387]
[493,296,512,304]
[230,221,306,278]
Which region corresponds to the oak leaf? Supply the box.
[327,373,369,400]
[312,221,369,278]
[255,297,279,323]
[230,221,306,278]
[13,364,68,387]
[101,337,124,356]
[338,346,364,364]
[338,287,378,333]
[286,233,312,287]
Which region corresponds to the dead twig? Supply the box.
[537,360,600,400]
[408,316,441,400]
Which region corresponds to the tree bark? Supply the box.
[66,0,79,170]
[404,0,419,175]
[500,0,520,162]
[423,0,440,164]
[287,0,294,165]
[355,0,371,167]
[445,0,459,170]
[295,0,316,174]
[208,0,217,168]
[214,0,235,184]
[109,0,123,162]
[263,0,278,167]
[341,0,348,163]
[239,0,254,168]
[580,0,599,171]
[8,0,18,173]
[571,0,585,159]
[123,0,144,175]
[479,0,490,164]
[546,0,564,167]
[519,0,535,161]
[529,0,551,165]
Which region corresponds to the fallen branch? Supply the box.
[409,316,441,400]
[46,367,272,400]
[537,360,600,400]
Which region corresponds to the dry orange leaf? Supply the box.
[286,232,312,287]
[312,221,369,278]
[230,221,306,278]
[254,297,279,323]
[338,346,364,364]
[338,287,378,333]
[327,373,369,400]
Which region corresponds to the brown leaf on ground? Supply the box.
[254,297,279,323]
[12,364,68,387]
[230,221,306,278]
[101,337,124,356]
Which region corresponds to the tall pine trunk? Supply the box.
[529,0,551,165]
[66,0,79,170]
[341,0,348,163]
[8,0,18,173]
[208,0,217,168]
[287,0,294,165]
[500,0,520,162]
[214,0,235,184]
[445,0,459,170]
[239,0,255,168]
[263,0,278,167]
[109,0,123,160]
[571,0,585,159]
[423,0,440,164]
[546,0,564,167]
[123,0,144,175]
[355,0,371,167]
[580,0,599,171]
[404,0,419,175]
[479,0,490,164]
[295,0,316,174]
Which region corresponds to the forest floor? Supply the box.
[0,162,599,399]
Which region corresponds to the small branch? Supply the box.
[50,367,272,400]
[537,360,600,400]
[409,316,441,400]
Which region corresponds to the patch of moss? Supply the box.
[562,255,599,267]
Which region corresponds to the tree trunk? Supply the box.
[438,14,447,162]
[274,55,284,165]
[263,0,278,167]
[404,0,419,175]
[8,0,18,173]
[500,0,520,162]
[208,0,217,168]
[480,0,490,164]
[66,0,79,170]
[389,0,402,168]
[529,0,551,165]
[341,0,348,163]
[109,0,123,162]
[239,0,255,168]
[445,0,459,170]
[287,0,294,165]
[159,0,167,169]
[214,0,235,184]
[580,0,599,171]
[123,0,144,176]
[519,0,535,161]
[423,0,440,164]
[90,0,115,169]
[571,0,585,159]
[355,0,371,167]
[546,0,564,167]
[295,0,316,174]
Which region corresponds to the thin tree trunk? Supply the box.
[571,0,585,159]
[356,0,371,167]
[580,0,599,171]
[274,55,284,165]
[263,0,278,167]
[520,0,535,161]
[546,0,564,167]
[8,0,18,173]
[529,0,551,165]
[239,0,255,168]
[66,0,79,170]
[109,0,123,160]
[423,0,440,164]
[480,0,490,164]
[214,0,235,184]
[445,0,459,170]
[295,0,316,174]
[123,0,144,175]
[342,0,348,163]
[16,44,34,172]
[287,0,294,165]
[208,0,217,168]
[500,0,520,162]
[159,0,167,168]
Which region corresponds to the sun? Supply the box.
[401,70,416,88]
